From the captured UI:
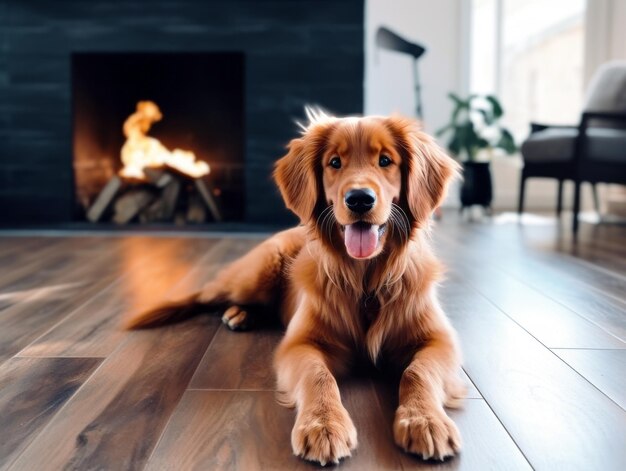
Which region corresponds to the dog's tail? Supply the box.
[123,293,213,330]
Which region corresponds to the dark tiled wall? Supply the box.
[0,0,364,224]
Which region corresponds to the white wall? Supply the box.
[585,0,626,84]
[365,0,463,207]
[365,0,462,136]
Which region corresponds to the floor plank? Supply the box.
[0,238,96,298]
[147,381,409,471]
[190,326,283,391]
[144,390,309,471]
[436,231,625,349]
[441,277,626,470]
[470,222,625,300]
[340,380,408,470]
[373,379,530,471]
[438,221,626,342]
[0,357,101,470]
[460,370,481,399]
[18,238,218,357]
[442,400,531,471]
[526,223,626,275]
[554,349,626,411]
[8,317,219,471]
[0,239,88,312]
[0,238,58,284]
[0,242,129,363]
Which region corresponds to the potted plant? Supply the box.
[437,93,516,212]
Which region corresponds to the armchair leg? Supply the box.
[591,183,601,214]
[556,180,564,217]
[518,172,527,216]
[573,179,581,236]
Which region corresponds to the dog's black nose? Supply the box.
[345,188,376,214]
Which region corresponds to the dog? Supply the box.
[125,109,465,465]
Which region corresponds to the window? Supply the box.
[470,0,586,141]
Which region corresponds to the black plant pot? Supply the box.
[460,161,493,210]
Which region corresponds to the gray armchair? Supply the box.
[518,61,626,233]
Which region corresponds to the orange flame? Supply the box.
[120,101,209,179]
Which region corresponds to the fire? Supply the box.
[119,101,209,179]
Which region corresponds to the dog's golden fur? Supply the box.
[125,111,464,465]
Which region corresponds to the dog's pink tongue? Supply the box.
[344,223,379,258]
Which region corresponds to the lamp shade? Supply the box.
[375,27,426,59]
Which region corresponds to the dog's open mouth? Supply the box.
[341,221,386,259]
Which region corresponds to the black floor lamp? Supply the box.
[375,27,427,119]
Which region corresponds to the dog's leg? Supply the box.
[197,240,281,307]
[275,332,357,466]
[125,227,304,330]
[393,329,463,461]
[198,227,305,325]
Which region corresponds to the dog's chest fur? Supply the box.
[360,292,380,329]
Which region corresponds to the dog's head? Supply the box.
[274,109,459,260]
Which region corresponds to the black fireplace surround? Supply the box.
[0,0,364,226]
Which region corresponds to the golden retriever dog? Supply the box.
[125,109,465,465]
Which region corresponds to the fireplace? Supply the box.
[0,0,364,226]
[72,52,245,224]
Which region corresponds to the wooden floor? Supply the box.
[0,214,624,470]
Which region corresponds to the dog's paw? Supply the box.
[393,405,461,461]
[221,305,250,331]
[291,405,358,466]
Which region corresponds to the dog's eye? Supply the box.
[379,155,392,167]
[329,156,342,169]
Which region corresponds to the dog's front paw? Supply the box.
[393,405,461,461]
[291,405,358,466]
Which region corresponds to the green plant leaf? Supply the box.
[448,92,464,106]
[441,92,510,159]
[451,104,464,124]
[436,123,453,137]
[448,134,461,155]
[477,137,490,148]
[496,129,517,154]
[476,108,494,126]
[486,95,504,119]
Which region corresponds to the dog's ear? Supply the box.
[388,116,460,226]
[274,137,317,223]
[274,112,336,223]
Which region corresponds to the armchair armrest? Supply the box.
[529,122,577,134]
[572,111,626,165]
[580,111,626,126]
